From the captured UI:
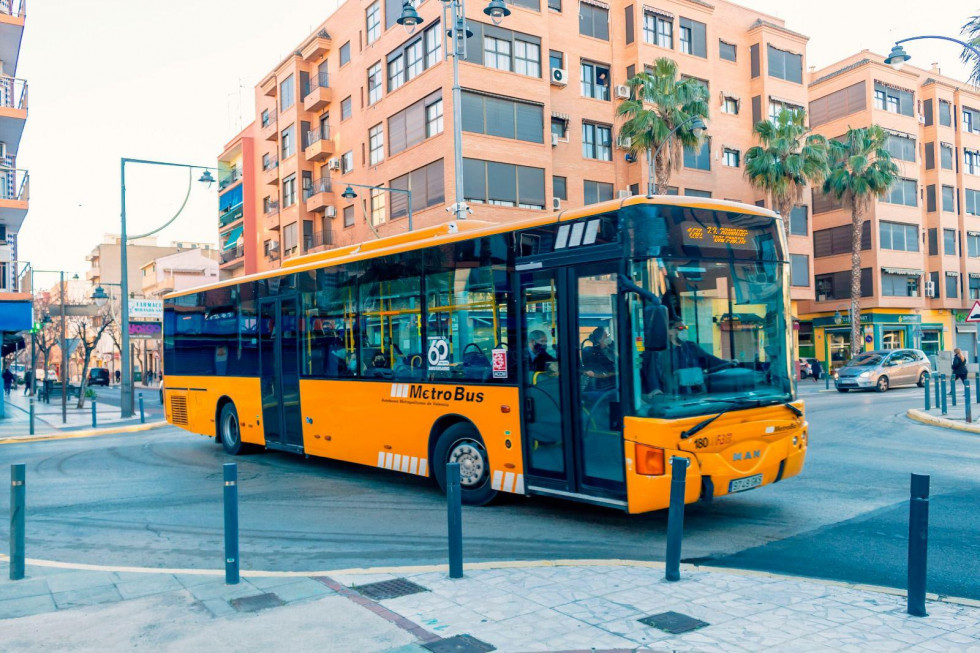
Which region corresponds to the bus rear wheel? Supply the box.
[219,402,245,455]
[433,422,497,506]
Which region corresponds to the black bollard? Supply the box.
[139,393,145,423]
[951,377,957,407]
[10,463,25,580]
[223,463,239,585]
[907,473,929,617]
[966,380,972,424]
[941,375,948,415]
[976,372,979,404]
[924,374,931,411]
[665,456,690,582]
[935,372,941,408]
[447,462,463,579]
[91,399,97,429]
[28,398,34,436]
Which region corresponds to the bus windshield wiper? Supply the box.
[679,398,762,439]
[783,402,803,417]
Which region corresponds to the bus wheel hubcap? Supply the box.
[224,414,238,443]
[449,441,485,487]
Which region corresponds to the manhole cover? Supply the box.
[422,634,495,653]
[353,578,429,601]
[638,611,709,634]
[229,592,285,613]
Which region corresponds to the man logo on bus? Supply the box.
[732,450,761,461]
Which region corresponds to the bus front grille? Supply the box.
[170,395,188,425]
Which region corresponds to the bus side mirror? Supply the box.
[645,305,668,352]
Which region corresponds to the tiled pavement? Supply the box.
[1,559,978,651]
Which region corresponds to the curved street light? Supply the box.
[648,115,707,196]
[884,36,980,71]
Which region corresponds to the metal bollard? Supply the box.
[665,456,690,582]
[941,375,948,415]
[951,377,957,407]
[907,473,929,617]
[28,398,34,436]
[10,463,25,580]
[924,374,931,411]
[139,393,145,423]
[91,399,97,429]
[966,380,972,424]
[223,463,239,585]
[976,372,979,404]
[825,370,829,390]
[935,372,941,408]
[447,462,463,579]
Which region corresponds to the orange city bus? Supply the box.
[163,196,807,513]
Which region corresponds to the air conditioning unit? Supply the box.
[551,133,560,146]
[615,84,630,99]
[325,205,337,218]
[327,157,341,171]
[917,114,926,124]
[552,197,561,210]
[550,68,568,86]
[268,241,280,251]
[617,189,632,199]
[924,280,936,297]
[616,135,632,149]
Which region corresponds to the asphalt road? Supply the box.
[0,382,978,600]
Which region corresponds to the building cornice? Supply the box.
[748,18,808,43]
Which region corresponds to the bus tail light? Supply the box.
[636,444,665,476]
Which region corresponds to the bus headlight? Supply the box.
[635,444,665,476]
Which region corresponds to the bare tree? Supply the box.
[71,309,115,408]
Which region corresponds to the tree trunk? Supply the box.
[655,144,671,194]
[850,198,864,357]
[76,355,90,409]
[775,195,793,242]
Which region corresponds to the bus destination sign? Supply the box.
[682,222,752,248]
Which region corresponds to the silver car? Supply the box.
[835,349,933,393]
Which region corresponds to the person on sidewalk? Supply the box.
[23,369,31,395]
[810,359,822,383]
[952,348,968,395]
[114,369,121,384]
[2,367,13,396]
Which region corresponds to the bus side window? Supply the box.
[357,260,422,380]
[308,268,358,379]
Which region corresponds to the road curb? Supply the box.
[0,420,168,445]
[1,553,976,608]
[907,408,980,434]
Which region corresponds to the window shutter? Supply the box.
[515,103,544,143]
[385,0,401,29]
[927,184,936,212]
[595,6,609,40]
[389,109,407,155]
[923,99,934,126]
[461,92,485,134]
[692,19,706,58]
[624,5,634,45]
[390,174,409,219]
[751,95,761,126]
[626,64,635,79]
[750,44,760,78]
[517,165,545,206]
[405,100,426,148]
[487,162,517,203]
[410,167,427,212]
[427,159,445,206]
[924,142,935,170]
[463,158,486,201]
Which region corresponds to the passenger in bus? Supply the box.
[528,329,557,374]
[582,327,617,391]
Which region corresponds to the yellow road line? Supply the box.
[0,420,168,445]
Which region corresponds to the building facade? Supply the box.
[799,51,980,368]
[217,0,816,307]
[86,234,217,292]
[140,248,220,298]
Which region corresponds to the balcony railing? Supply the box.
[303,176,332,201]
[218,166,242,190]
[0,1,26,18]
[260,109,277,129]
[0,77,27,111]
[262,155,279,172]
[264,199,280,215]
[0,168,28,201]
[304,126,330,149]
[220,246,244,264]
[308,230,333,249]
[265,244,281,261]
[303,72,330,98]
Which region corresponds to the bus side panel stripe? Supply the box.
[410,457,418,474]
[400,456,410,473]
[385,452,393,469]
[515,474,525,494]
[377,451,385,467]
[419,459,428,477]
[503,472,515,493]
[492,470,503,491]
[393,454,402,471]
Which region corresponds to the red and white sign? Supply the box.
[492,348,507,379]
[968,300,980,323]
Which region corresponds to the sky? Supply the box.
[14,0,978,277]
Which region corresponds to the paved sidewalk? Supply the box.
[1,558,978,651]
[0,389,166,440]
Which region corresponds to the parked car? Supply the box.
[835,349,933,393]
[87,367,111,387]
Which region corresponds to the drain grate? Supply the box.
[229,592,285,613]
[353,578,429,601]
[638,611,709,634]
[422,634,496,653]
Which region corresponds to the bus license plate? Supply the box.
[729,474,763,493]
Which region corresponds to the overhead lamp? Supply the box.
[483,0,511,25]
[884,43,910,70]
[397,1,424,34]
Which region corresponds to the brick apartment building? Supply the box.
[799,51,980,366]
[216,0,816,308]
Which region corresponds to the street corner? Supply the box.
[907,408,980,435]
[0,420,169,445]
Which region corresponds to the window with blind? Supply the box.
[678,17,706,57]
[767,45,802,83]
[886,133,915,162]
[812,189,844,214]
[750,43,760,78]
[881,272,920,297]
[388,91,443,156]
[463,158,545,209]
[966,189,980,215]
[683,138,711,170]
[789,206,808,236]
[461,91,544,143]
[924,142,935,170]
[879,221,918,252]
[388,159,445,220]
[874,82,914,116]
[964,107,980,134]
[790,254,809,287]
[939,100,952,126]
[968,233,980,258]
[280,75,295,111]
[341,96,352,121]
[643,11,672,48]
[343,205,355,228]
[946,272,959,298]
[942,185,955,212]
[340,41,351,66]
[971,276,980,299]
[584,180,613,204]
[684,189,711,197]
[553,176,567,200]
[926,184,936,212]
[579,3,609,40]
[809,81,866,127]
[883,178,917,207]
[281,124,295,159]
[966,150,980,175]
[283,222,298,253]
[815,268,872,300]
[813,222,870,257]
[944,228,957,255]
[719,40,736,62]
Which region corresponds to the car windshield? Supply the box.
[847,354,882,367]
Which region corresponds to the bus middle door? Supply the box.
[259,295,304,453]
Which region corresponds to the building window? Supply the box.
[369,123,384,165]
[683,138,711,171]
[550,50,564,71]
[366,2,381,44]
[425,23,442,67]
[281,124,295,159]
[944,228,957,255]
[548,0,561,10]
[883,178,917,207]
[790,254,809,287]
[341,150,353,174]
[261,109,271,127]
[967,189,980,215]
[678,17,705,57]
[582,122,612,161]
[767,45,803,83]
[769,99,803,122]
[578,2,609,40]
[789,205,808,236]
[873,82,914,116]
[340,41,351,66]
[343,204,355,227]
[814,222,871,257]
[553,175,567,200]
[964,107,980,134]
[684,189,711,198]
[514,40,541,77]
[389,159,444,219]
[283,222,298,253]
[283,174,297,207]
[815,268,873,300]
[722,96,739,115]
[280,74,295,111]
[463,158,546,209]
[881,272,920,297]
[405,39,424,79]
[388,55,405,91]
[966,150,980,175]
[939,99,952,126]
[484,35,512,71]
[583,179,613,204]
[885,133,916,162]
[722,148,739,167]
[642,11,672,48]
[679,22,691,54]
[367,62,383,104]
[968,233,980,258]
[341,96,352,121]
[580,61,610,100]
[971,276,980,300]
[719,40,736,62]
[941,144,954,170]
[942,185,955,212]
[462,91,544,143]
[879,221,919,252]
[947,273,959,298]
[425,99,443,137]
[370,188,386,226]
[551,118,567,139]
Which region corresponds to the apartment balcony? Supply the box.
[0,166,28,231]
[260,74,277,97]
[264,200,281,231]
[218,165,242,192]
[260,109,277,141]
[220,245,245,269]
[304,127,334,162]
[306,229,334,252]
[303,72,332,112]
[0,77,27,151]
[261,156,279,186]
[301,31,332,62]
[0,2,26,78]
[304,177,334,213]
[265,242,281,263]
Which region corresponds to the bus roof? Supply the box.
[171,195,779,299]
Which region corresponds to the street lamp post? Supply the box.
[649,115,707,196]
[119,158,214,418]
[397,0,509,223]
[341,183,414,231]
[884,37,980,70]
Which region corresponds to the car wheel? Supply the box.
[917,372,927,388]
[876,376,889,393]
[432,422,497,506]
[837,387,849,393]
[219,402,244,455]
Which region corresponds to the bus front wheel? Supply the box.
[433,423,497,506]
[219,402,244,455]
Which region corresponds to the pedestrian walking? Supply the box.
[952,348,968,394]
[2,367,13,396]
[23,369,31,395]
[810,359,822,382]
[114,369,121,384]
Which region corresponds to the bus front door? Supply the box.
[520,262,626,507]
[259,296,304,452]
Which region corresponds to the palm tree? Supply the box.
[617,57,709,194]
[743,108,829,240]
[961,14,980,85]
[823,125,899,357]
